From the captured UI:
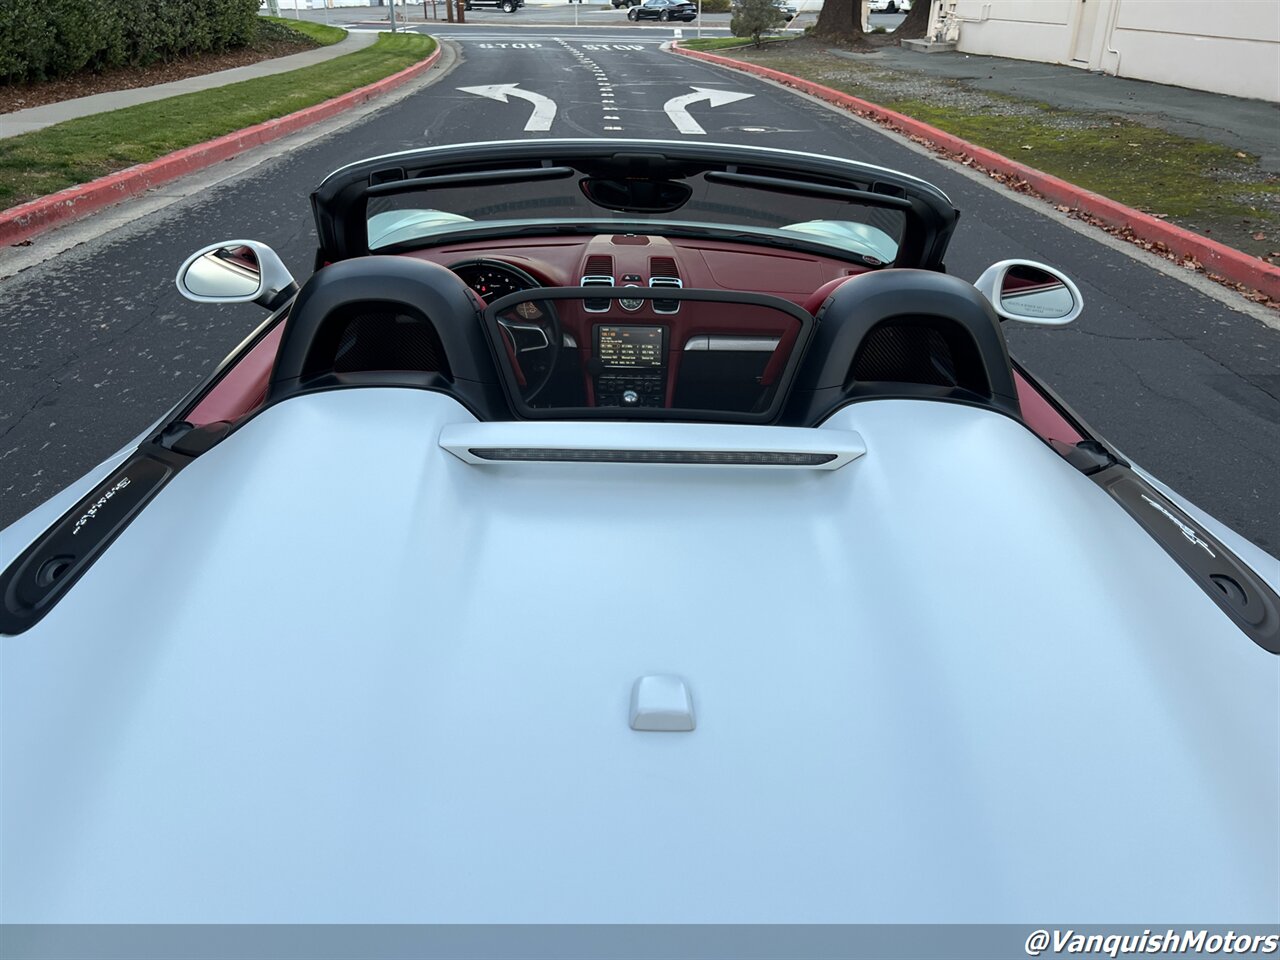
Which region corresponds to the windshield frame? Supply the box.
[312,139,959,269]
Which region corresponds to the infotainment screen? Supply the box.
[597,325,664,368]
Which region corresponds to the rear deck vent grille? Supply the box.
[467,448,838,466]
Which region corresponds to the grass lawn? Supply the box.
[717,43,1280,260]
[0,33,435,212]
[680,38,782,50]
[259,16,347,46]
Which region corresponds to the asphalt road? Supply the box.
[2,30,1278,553]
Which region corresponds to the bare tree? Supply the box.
[812,0,865,43]
[895,0,932,39]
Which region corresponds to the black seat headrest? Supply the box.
[786,269,1020,423]
[268,256,501,405]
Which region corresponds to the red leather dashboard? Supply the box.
[403,233,867,303]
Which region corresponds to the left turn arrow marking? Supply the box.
[458,84,558,132]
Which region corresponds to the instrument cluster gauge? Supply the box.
[449,260,539,304]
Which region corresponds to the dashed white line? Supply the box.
[558,38,625,134]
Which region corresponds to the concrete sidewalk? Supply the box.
[831,45,1280,174]
[0,30,375,141]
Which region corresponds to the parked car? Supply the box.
[868,0,910,11]
[628,0,697,20]
[463,0,523,11]
[611,0,641,8]
[3,139,1277,927]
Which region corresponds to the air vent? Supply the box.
[650,257,681,314]
[582,255,614,313]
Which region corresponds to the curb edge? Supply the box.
[1,42,442,250]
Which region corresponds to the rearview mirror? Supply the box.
[176,240,297,309]
[974,259,1083,326]
[580,177,692,213]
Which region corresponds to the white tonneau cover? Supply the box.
[3,389,1276,921]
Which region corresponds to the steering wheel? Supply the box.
[448,259,562,402]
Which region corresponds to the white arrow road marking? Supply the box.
[663,86,755,135]
[458,84,557,132]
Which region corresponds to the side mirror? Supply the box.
[974,259,1083,326]
[176,240,297,310]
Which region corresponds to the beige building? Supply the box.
[934,0,1280,103]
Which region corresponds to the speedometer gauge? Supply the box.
[447,259,548,304]
[453,265,527,302]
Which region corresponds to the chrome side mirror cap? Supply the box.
[176,240,297,310]
[974,259,1083,326]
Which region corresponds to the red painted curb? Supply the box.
[674,44,1280,302]
[0,43,442,249]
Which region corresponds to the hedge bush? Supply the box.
[701,0,732,12]
[1,0,260,85]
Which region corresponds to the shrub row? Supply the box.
[1,0,261,85]
[701,0,733,12]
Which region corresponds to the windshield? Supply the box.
[366,170,906,263]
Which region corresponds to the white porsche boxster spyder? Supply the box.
[2,141,1276,928]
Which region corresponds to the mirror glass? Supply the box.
[999,265,1075,320]
[579,178,693,213]
[183,246,262,299]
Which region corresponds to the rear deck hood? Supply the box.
[3,389,1276,922]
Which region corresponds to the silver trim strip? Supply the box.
[683,336,781,353]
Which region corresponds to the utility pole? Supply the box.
[390,0,398,31]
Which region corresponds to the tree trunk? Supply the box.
[895,0,932,39]
[812,0,864,43]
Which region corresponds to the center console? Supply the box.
[594,324,667,407]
